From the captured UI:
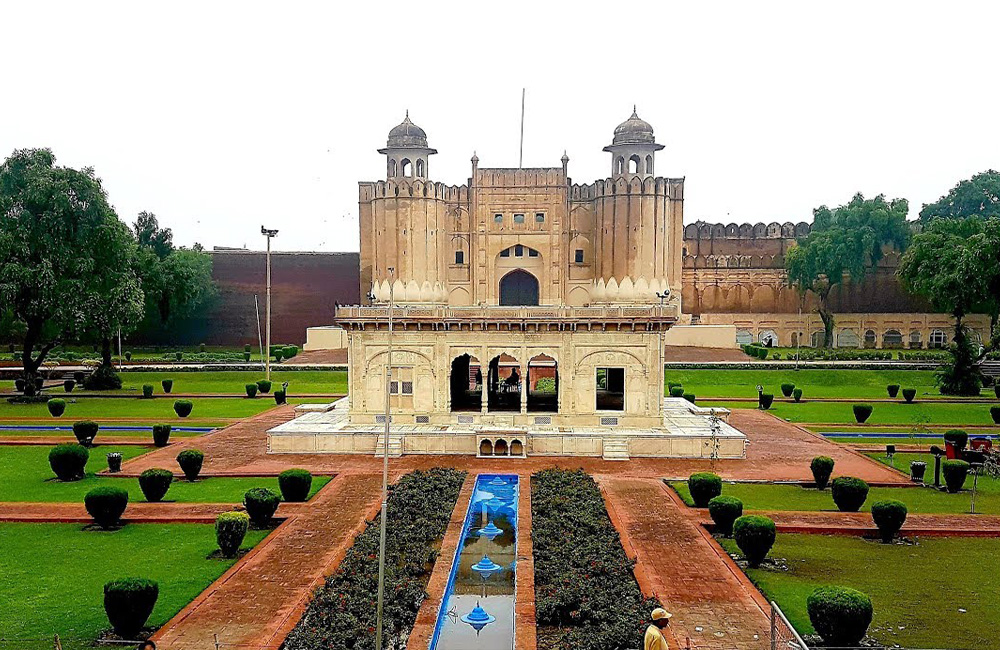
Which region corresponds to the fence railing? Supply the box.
[770,600,810,650]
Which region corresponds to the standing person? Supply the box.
[644,608,673,650]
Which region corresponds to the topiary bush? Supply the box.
[279,468,313,502]
[283,345,299,359]
[152,424,171,447]
[256,379,272,394]
[902,388,916,403]
[792,387,803,402]
[708,495,743,537]
[173,399,193,418]
[124,351,132,361]
[245,344,252,353]
[831,476,870,512]
[274,351,283,363]
[176,449,204,481]
[806,586,873,648]
[688,472,723,507]
[669,386,684,397]
[73,420,99,446]
[887,384,900,398]
[244,351,252,362]
[47,398,66,417]
[991,406,1000,424]
[74,370,85,383]
[995,384,1000,399]
[944,429,969,452]
[682,392,696,404]
[758,393,774,409]
[82,365,123,390]
[732,515,776,567]
[174,352,182,361]
[780,383,795,397]
[161,379,173,394]
[244,487,281,527]
[141,384,154,399]
[942,459,970,493]
[85,486,129,528]
[853,403,874,423]
[810,456,835,490]
[63,379,75,393]
[244,383,258,398]
[138,468,173,502]
[274,389,287,405]
[871,499,907,542]
[103,577,159,638]
[49,444,89,481]
[216,511,250,558]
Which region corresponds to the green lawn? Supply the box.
[0,445,331,503]
[825,436,945,447]
[663,368,958,399]
[0,522,269,650]
[719,534,1000,649]
[0,370,347,396]
[702,400,999,425]
[0,397,291,420]
[0,426,208,438]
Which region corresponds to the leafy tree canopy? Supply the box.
[919,170,1000,221]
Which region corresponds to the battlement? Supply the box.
[683,221,811,241]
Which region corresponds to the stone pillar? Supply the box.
[520,363,528,414]
[480,344,489,415]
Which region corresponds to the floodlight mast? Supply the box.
[261,227,279,381]
[375,266,395,650]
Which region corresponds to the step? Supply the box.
[602,436,630,461]
[374,435,403,458]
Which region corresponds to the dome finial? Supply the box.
[405,109,409,119]
[633,104,637,115]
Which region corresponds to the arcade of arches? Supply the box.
[450,352,558,413]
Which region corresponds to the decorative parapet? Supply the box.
[683,221,811,240]
[334,303,679,327]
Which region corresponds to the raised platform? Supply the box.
[266,398,748,460]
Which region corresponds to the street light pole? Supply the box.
[261,227,279,382]
[375,267,395,650]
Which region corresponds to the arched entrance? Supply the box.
[527,354,557,412]
[499,270,539,306]
[487,354,521,412]
[449,354,482,412]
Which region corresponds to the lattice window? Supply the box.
[600,416,619,426]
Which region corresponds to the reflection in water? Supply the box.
[431,474,518,650]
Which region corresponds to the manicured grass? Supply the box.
[702,400,999,425]
[0,445,330,503]
[0,397,291,420]
[825,436,944,447]
[101,370,345,395]
[0,522,269,650]
[0,426,208,438]
[663,368,956,399]
[719,534,1000,649]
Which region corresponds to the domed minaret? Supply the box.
[603,107,664,178]
[378,111,437,179]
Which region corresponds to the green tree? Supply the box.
[919,170,1000,221]
[786,193,910,347]
[0,149,144,393]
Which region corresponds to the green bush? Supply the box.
[682,392,696,404]
[942,459,970,493]
[831,477,869,512]
[887,384,900,398]
[688,472,723,507]
[244,352,252,362]
[810,456,835,490]
[49,444,89,481]
[63,379,75,393]
[780,383,795,397]
[708,495,743,536]
[274,351,284,363]
[244,383,258,398]
[152,424,171,447]
[944,429,969,451]
[84,486,129,528]
[138,468,173,502]
[806,586,873,647]
[732,515,776,567]
[176,449,204,481]
[902,388,916,403]
[274,389,287,405]
[216,511,250,558]
[124,351,132,361]
[991,406,1000,424]
[175,352,182,361]
[995,384,1000,399]
[161,379,173,393]
[103,577,159,638]
[245,344,252,353]
[47,398,66,417]
[173,399,193,418]
[758,393,774,409]
[852,403,874,423]
[669,386,684,397]
[74,370,85,383]
[73,420,99,446]
[256,379,272,394]
[199,343,206,353]
[82,365,122,390]
[283,345,299,359]
[244,487,281,527]
[278,468,313,502]
[792,387,803,402]
[141,384,154,399]
[871,499,907,542]
[667,382,681,392]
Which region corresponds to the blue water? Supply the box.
[0,425,214,432]
[822,432,1000,439]
[430,474,518,650]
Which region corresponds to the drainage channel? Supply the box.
[430,474,518,650]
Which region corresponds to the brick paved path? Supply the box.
[0,500,312,523]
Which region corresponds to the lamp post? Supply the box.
[261,227,279,382]
[375,267,395,650]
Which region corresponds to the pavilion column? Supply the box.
[520,364,528,414]
[480,343,489,415]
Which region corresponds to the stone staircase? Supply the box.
[602,436,630,461]
[982,360,1000,379]
[374,434,403,458]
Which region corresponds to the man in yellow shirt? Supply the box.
[644,607,673,650]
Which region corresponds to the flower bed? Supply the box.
[284,468,465,650]
[532,468,658,650]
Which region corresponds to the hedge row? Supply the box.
[532,469,659,650]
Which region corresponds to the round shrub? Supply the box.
[708,495,743,536]
[138,468,173,502]
[245,383,258,398]
[944,429,969,452]
[245,344,252,353]
[852,403,874,423]
[244,487,281,527]
[806,586,873,648]
[73,420,99,446]
[871,499,907,542]
[152,424,171,447]
[274,351,283,363]
[792,387,803,402]
[173,399,193,418]
[256,379,272,394]
[14,378,25,393]
[161,379,173,393]
[141,384,154,399]
[942,459,970,493]
[995,384,1000,399]
[63,379,75,393]
[216,511,250,558]
[758,393,774,409]
[278,468,313,502]
[85,486,129,529]
[103,577,159,638]
[124,351,132,361]
[47,398,66,417]
[902,388,916,403]
[199,343,206,353]
[176,449,205,481]
[74,370,85,383]
[887,384,900,398]
[244,352,252,362]
[991,406,1000,424]
[831,476,870,512]
[49,444,89,481]
[780,383,795,397]
[669,386,684,397]
[174,351,182,361]
[283,345,299,359]
[688,472,723,507]
[682,392,696,404]
[810,456,835,490]
[274,389,287,405]
[732,515,776,567]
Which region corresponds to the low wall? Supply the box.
[662,324,737,348]
[303,326,348,351]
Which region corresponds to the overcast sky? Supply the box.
[4,1,998,251]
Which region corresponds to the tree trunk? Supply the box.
[101,337,113,369]
[818,304,835,348]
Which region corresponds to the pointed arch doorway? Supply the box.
[499,269,539,306]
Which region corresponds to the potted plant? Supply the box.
[910,461,926,483]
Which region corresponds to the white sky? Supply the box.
[3,0,998,252]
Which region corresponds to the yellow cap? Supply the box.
[652,608,673,621]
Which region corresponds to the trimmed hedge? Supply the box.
[244,487,281,527]
[161,379,173,393]
[138,468,173,502]
[152,423,171,447]
[991,406,1000,424]
[63,379,75,392]
[708,495,743,537]
[85,486,129,529]
[274,389,287,405]
[278,468,313,502]
[806,586,873,647]
[216,511,250,558]
[792,387,803,402]
[669,386,684,397]
[942,460,970,493]
[944,429,969,452]
[245,383,258,398]
[852,403,874,423]
[780,383,795,397]
[732,515,776,567]
[142,384,154,399]
[104,577,159,638]
[871,499,907,543]
[688,472,723,507]
[73,420,99,446]
[47,398,66,417]
[176,449,204,481]
[173,399,193,417]
[256,379,272,394]
[49,444,89,481]
[758,393,774,409]
[902,388,916,403]
[887,384,900,398]
[810,456,835,490]
[682,392,696,404]
[831,477,869,512]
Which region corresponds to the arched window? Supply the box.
[415,159,424,177]
[883,329,903,348]
[811,330,826,348]
[864,329,876,348]
[616,157,625,175]
[628,155,641,174]
[909,330,922,349]
[929,329,948,348]
[645,155,653,175]
[388,159,397,177]
[759,330,778,347]
[736,329,753,346]
[400,158,412,177]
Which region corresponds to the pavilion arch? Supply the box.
[449,353,482,412]
[628,154,641,174]
[527,353,558,412]
[616,157,625,175]
[909,330,922,348]
[883,329,904,348]
[837,329,860,348]
[810,330,826,347]
[864,329,877,348]
[487,353,521,412]
[929,329,948,349]
[415,159,424,177]
[388,159,397,177]
[509,439,524,456]
[479,439,494,456]
[494,439,509,456]
[645,154,653,175]
[400,158,412,177]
